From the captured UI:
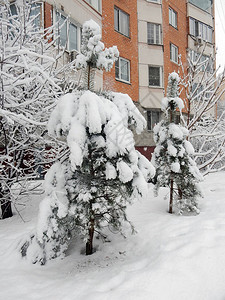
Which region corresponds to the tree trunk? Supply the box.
[86,217,94,255]
[1,200,13,219]
[178,187,182,200]
[87,64,91,90]
[169,177,173,214]
[0,184,13,219]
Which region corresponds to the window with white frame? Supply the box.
[189,18,194,35]
[56,11,79,51]
[149,66,162,87]
[147,110,160,130]
[170,43,178,63]
[189,17,213,43]
[56,13,67,47]
[114,6,130,37]
[86,0,101,12]
[115,57,130,83]
[69,23,78,51]
[147,23,161,44]
[169,7,177,28]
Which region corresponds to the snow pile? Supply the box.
[1,173,225,299]
[75,20,119,72]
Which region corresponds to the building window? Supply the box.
[189,17,213,43]
[56,12,79,51]
[30,3,42,29]
[149,66,162,87]
[10,2,42,29]
[147,0,161,3]
[114,7,130,37]
[189,18,195,36]
[86,0,101,12]
[170,43,178,63]
[57,13,67,47]
[69,23,78,51]
[147,110,160,130]
[189,0,212,13]
[169,7,177,29]
[147,23,161,44]
[115,57,130,83]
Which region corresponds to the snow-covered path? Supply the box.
[1,172,225,300]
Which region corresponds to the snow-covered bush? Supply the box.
[152,72,203,214]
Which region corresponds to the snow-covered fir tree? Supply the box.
[0,0,72,219]
[151,72,203,214]
[20,20,155,264]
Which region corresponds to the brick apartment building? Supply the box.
[101,0,139,101]
[135,0,215,159]
[12,0,215,160]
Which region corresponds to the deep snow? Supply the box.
[1,172,225,300]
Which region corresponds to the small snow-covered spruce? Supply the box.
[20,20,154,264]
[75,19,119,90]
[152,72,203,215]
[21,90,155,264]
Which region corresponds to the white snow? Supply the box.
[75,19,119,72]
[171,161,180,173]
[169,71,180,82]
[184,140,195,155]
[167,142,177,156]
[110,92,146,134]
[105,162,117,180]
[117,160,134,183]
[174,96,184,111]
[1,172,225,299]
[161,97,169,111]
[169,123,184,140]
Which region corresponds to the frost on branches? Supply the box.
[20,19,154,264]
[152,72,203,215]
[0,0,70,218]
[179,50,225,175]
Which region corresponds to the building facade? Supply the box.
[101,0,139,101]
[135,0,215,159]
[16,0,215,160]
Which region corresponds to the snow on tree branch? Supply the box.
[179,48,225,175]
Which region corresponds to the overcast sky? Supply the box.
[215,0,225,70]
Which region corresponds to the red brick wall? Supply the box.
[44,2,52,29]
[102,0,139,101]
[136,146,155,161]
[162,0,188,112]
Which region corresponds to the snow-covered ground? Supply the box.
[1,172,225,300]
